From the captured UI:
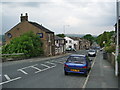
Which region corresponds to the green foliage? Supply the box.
[56,34,65,38]
[2,31,44,57]
[104,45,115,53]
[82,34,96,45]
[96,31,115,47]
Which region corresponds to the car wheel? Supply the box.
[84,71,88,77]
[64,71,68,75]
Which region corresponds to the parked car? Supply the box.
[66,48,76,52]
[64,54,92,76]
[88,49,96,57]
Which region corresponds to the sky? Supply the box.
[1,0,120,36]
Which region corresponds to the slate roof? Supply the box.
[55,36,65,40]
[29,22,54,33]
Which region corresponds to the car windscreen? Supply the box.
[89,50,95,52]
[66,56,86,64]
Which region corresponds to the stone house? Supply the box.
[55,36,66,55]
[79,38,91,50]
[5,13,55,56]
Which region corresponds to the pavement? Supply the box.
[85,51,118,88]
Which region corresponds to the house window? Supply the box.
[56,40,59,43]
[69,40,72,43]
[69,46,72,48]
[37,33,43,38]
[7,33,12,38]
[66,40,68,43]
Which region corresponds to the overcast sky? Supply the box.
[1,0,119,35]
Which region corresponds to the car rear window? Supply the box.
[89,50,95,52]
[66,56,86,64]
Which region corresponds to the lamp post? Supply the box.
[63,25,70,35]
[115,0,119,76]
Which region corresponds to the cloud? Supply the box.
[1,0,117,35]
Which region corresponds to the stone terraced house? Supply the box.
[5,13,55,56]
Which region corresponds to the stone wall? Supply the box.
[104,52,115,69]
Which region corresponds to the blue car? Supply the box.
[64,54,92,76]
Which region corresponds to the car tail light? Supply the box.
[64,64,68,68]
[82,66,87,68]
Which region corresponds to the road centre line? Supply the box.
[0,77,21,85]
[17,69,28,75]
[82,56,97,89]
[4,75,11,81]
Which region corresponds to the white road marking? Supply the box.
[0,77,21,85]
[19,64,38,70]
[17,69,28,75]
[4,75,11,81]
[35,65,55,73]
[82,56,97,88]
[45,62,56,65]
[35,68,49,73]
[41,64,50,68]
[30,66,42,71]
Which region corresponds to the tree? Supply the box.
[96,31,115,47]
[2,31,44,57]
[56,34,65,38]
[82,34,95,45]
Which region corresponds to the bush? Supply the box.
[104,45,115,53]
[2,31,44,57]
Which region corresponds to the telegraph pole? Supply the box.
[63,25,69,35]
[115,0,119,76]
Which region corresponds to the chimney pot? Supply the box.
[20,13,28,22]
[26,13,28,16]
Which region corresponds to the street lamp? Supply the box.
[115,0,119,76]
[63,25,70,35]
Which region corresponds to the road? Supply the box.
[0,50,118,88]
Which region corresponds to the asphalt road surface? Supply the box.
[0,50,118,88]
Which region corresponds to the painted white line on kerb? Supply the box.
[17,69,28,75]
[41,64,50,68]
[82,56,97,89]
[30,66,42,71]
[0,77,21,85]
[4,75,11,81]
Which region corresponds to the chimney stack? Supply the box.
[20,13,28,22]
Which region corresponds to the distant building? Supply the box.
[69,37,81,50]
[80,38,91,50]
[55,36,66,55]
[5,13,55,56]
[64,36,77,50]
